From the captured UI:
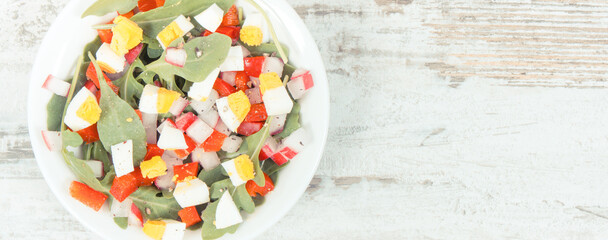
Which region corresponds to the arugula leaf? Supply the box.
[91,141,112,174]
[81,0,137,18]
[113,217,128,229]
[130,0,235,38]
[201,199,239,240]
[131,186,182,220]
[245,120,274,186]
[274,101,300,139]
[89,52,148,163]
[198,166,228,186]
[62,130,83,147]
[209,179,234,200]
[240,41,289,58]
[114,59,146,108]
[46,95,66,131]
[217,143,248,160]
[142,35,164,60]
[261,159,290,176]
[146,34,231,83]
[62,149,113,193]
[233,185,254,213]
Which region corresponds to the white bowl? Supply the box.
[27,0,329,239]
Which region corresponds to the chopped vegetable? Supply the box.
[42,74,71,97]
[178,206,201,227]
[69,181,108,211]
[246,173,274,197]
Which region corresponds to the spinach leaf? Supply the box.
[245,120,274,186]
[198,166,228,186]
[114,58,146,108]
[261,159,289,176]
[89,53,147,164]
[274,101,300,139]
[209,179,234,200]
[131,186,182,220]
[130,0,234,38]
[91,141,112,174]
[81,0,137,18]
[46,95,66,131]
[201,200,239,240]
[240,41,289,58]
[146,34,231,83]
[62,130,83,147]
[233,185,254,213]
[113,217,128,229]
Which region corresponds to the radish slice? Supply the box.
[111,197,132,217]
[186,119,214,144]
[42,74,70,97]
[287,69,314,99]
[41,130,62,152]
[221,71,237,86]
[259,137,278,161]
[272,128,308,165]
[221,135,243,153]
[198,105,219,128]
[125,43,143,64]
[262,57,284,76]
[269,114,287,136]
[245,87,262,105]
[191,148,220,171]
[128,203,144,227]
[142,112,158,144]
[157,118,176,134]
[85,160,104,178]
[175,112,198,131]
[169,97,189,116]
[84,81,98,96]
[166,47,187,67]
[214,119,230,136]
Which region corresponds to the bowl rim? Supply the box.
[27,0,330,239]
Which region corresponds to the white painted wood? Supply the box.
[3,0,608,239]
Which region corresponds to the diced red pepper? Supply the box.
[178,206,201,227]
[131,203,144,227]
[137,0,162,12]
[86,62,120,95]
[237,121,264,136]
[133,167,156,186]
[110,172,139,202]
[201,130,227,152]
[245,173,274,197]
[84,80,98,95]
[125,43,143,64]
[120,10,135,18]
[76,123,100,144]
[203,26,241,40]
[213,78,237,97]
[69,181,108,211]
[243,57,265,78]
[175,112,198,131]
[173,162,200,183]
[144,144,164,160]
[174,134,197,159]
[235,71,249,92]
[244,104,267,122]
[97,29,113,44]
[221,5,240,27]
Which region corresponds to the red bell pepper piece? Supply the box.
[86,62,120,95]
[120,10,135,18]
[174,134,197,159]
[244,104,267,122]
[110,172,139,202]
[237,121,264,136]
[243,57,265,78]
[245,173,274,197]
[235,71,249,92]
[84,80,98,95]
[69,181,108,211]
[175,112,198,131]
[77,123,100,144]
[134,109,143,122]
[178,206,202,227]
[144,144,164,160]
[203,26,241,40]
[213,78,237,97]
[97,29,113,44]
[201,130,227,152]
[133,167,156,186]
[173,162,200,183]
[137,0,163,12]
[221,5,239,27]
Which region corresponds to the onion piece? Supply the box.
[191,148,220,171]
[261,57,284,76]
[166,47,187,67]
[245,87,262,104]
[142,112,158,144]
[42,74,71,97]
[111,197,132,217]
[221,71,237,86]
[221,135,243,153]
[269,114,287,136]
[169,97,189,116]
[85,160,104,178]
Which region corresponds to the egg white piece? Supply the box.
[173,178,210,208]
[215,192,243,229]
[193,3,224,32]
[111,140,134,177]
[96,43,125,73]
[64,88,97,131]
[242,12,270,43]
[262,87,294,116]
[221,159,247,187]
[111,197,133,217]
[85,160,104,178]
[216,97,240,132]
[188,68,220,101]
[157,126,188,150]
[139,85,159,114]
[219,46,245,72]
[174,15,195,35]
[162,220,186,240]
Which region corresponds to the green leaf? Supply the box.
[283,63,296,78]
[233,185,254,213]
[142,35,164,60]
[201,199,239,240]
[89,52,148,163]
[261,159,289,176]
[114,58,146,108]
[274,101,300,139]
[217,143,248,160]
[130,0,235,38]
[131,186,182,220]
[146,34,231,83]
[62,149,113,193]
[209,179,234,200]
[82,38,103,59]
[113,217,128,229]
[245,120,274,186]
[81,0,137,18]
[62,130,83,147]
[47,95,66,131]
[240,41,289,58]
[91,141,112,174]
[198,166,228,186]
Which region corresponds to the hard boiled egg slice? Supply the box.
[239,12,269,46]
[221,154,254,187]
[139,84,182,114]
[140,156,167,178]
[111,140,134,177]
[64,87,101,132]
[188,67,220,102]
[156,15,195,49]
[173,178,210,208]
[219,46,245,72]
[259,72,293,116]
[215,191,243,229]
[216,91,251,132]
[193,3,224,33]
[96,42,126,74]
[111,16,143,55]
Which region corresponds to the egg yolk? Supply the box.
[111,16,143,55]
[227,91,251,122]
[156,88,180,113]
[158,22,184,48]
[240,26,263,46]
[259,72,283,95]
[76,96,102,124]
[143,220,166,240]
[234,155,254,181]
[140,156,167,178]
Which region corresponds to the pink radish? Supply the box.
[128,203,144,227]
[42,74,70,97]
[245,87,262,104]
[166,47,187,67]
[191,148,220,171]
[287,69,314,99]
[141,112,158,144]
[168,97,189,116]
[269,114,287,136]
[41,130,62,152]
[271,128,308,165]
[175,112,198,131]
[214,120,230,136]
[221,71,237,86]
[125,43,143,64]
[262,57,284,76]
[221,135,243,153]
[259,137,278,161]
[185,118,214,144]
[85,160,104,178]
[84,81,98,96]
[157,118,177,134]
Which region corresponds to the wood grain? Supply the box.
[3,0,608,239]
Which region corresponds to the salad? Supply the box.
[40,0,315,239]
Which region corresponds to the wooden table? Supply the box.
[3,0,608,238]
